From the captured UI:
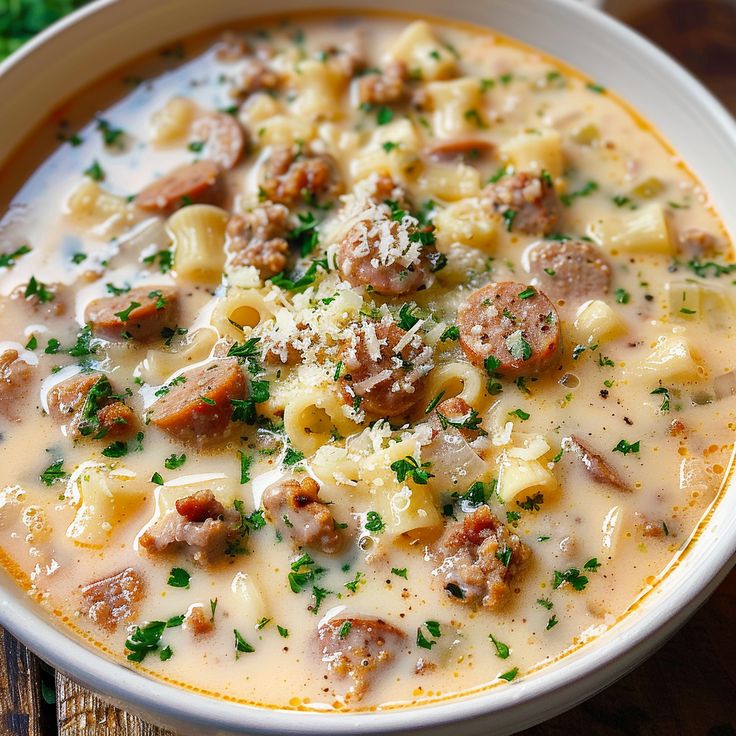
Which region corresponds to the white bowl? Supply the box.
[1,1,735,734]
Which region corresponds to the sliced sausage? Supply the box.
[0,349,34,421]
[84,286,178,342]
[317,617,406,701]
[339,320,433,417]
[336,210,437,296]
[225,203,290,277]
[357,61,409,105]
[149,359,246,443]
[136,160,222,213]
[481,172,559,235]
[458,282,561,378]
[260,145,340,207]
[262,477,342,554]
[425,137,495,162]
[138,489,241,565]
[527,239,611,305]
[11,280,68,318]
[562,435,629,491]
[47,372,135,439]
[431,505,530,610]
[80,567,145,631]
[191,112,246,170]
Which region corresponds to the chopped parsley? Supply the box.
[613,439,640,455]
[391,567,408,579]
[390,455,433,485]
[516,492,544,512]
[614,288,630,304]
[560,180,598,207]
[167,567,191,588]
[489,634,510,659]
[24,276,54,303]
[84,160,105,181]
[234,629,255,657]
[40,459,68,486]
[518,286,537,299]
[506,331,532,361]
[0,244,31,269]
[289,211,320,257]
[416,621,441,650]
[552,567,589,591]
[344,571,364,593]
[499,667,519,682]
[164,453,186,470]
[364,511,385,533]
[440,324,459,342]
[508,408,530,421]
[651,386,670,413]
[424,390,445,415]
[238,451,252,484]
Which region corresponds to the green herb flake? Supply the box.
[167,567,191,588]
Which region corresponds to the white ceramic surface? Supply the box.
[0,1,735,734]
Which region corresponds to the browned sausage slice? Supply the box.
[47,372,136,439]
[431,505,530,609]
[262,477,342,554]
[317,617,406,701]
[85,286,178,342]
[336,215,437,296]
[562,435,629,491]
[527,239,611,305]
[149,359,246,442]
[338,320,433,417]
[80,567,145,631]
[191,112,246,170]
[481,172,559,235]
[428,396,486,442]
[136,160,221,212]
[458,282,561,378]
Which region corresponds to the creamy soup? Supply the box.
[0,10,734,713]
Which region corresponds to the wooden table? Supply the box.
[2,1,736,733]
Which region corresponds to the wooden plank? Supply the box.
[56,674,174,736]
[0,628,49,736]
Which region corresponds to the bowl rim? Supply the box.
[1,0,735,733]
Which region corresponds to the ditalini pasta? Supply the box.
[0,10,733,714]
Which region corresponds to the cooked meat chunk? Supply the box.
[84,286,178,342]
[260,145,340,207]
[149,359,246,443]
[175,489,226,522]
[432,505,530,609]
[425,137,495,162]
[0,349,34,421]
[138,489,240,565]
[357,61,409,105]
[317,617,406,701]
[678,227,718,258]
[225,203,290,277]
[481,172,559,235]
[637,514,669,538]
[80,567,145,631]
[527,239,611,305]
[335,203,439,296]
[262,477,342,554]
[47,372,134,439]
[338,320,433,417]
[429,396,485,442]
[368,174,412,209]
[214,31,251,61]
[230,58,280,98]
[562,435,629,491]
[96,401,138,440]
[191,112,246,170]
[458,282,562,378]
[136,161,222,213]
[11,280,67,318]
[185,605,214,636]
